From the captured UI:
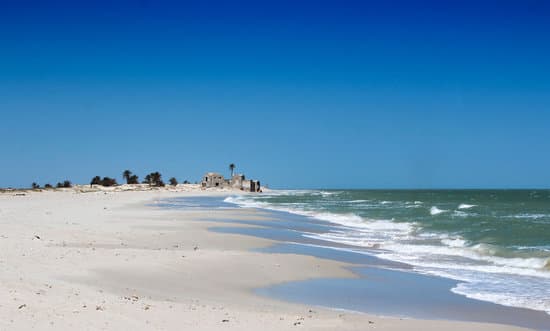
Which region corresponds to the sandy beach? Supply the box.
[0,187,534,330]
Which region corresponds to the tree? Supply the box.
[57,180,72,188]
[44,183,53,189]
[122,170,134,184]
[183,180,190,184]
[128,175,139,184]
[144,172,164,187]
[169,177,178,186]
[143,174,152,185]
[100,177,117,187]
[151,172,164,187]
[91,176,118,187]
[90,176,101,186]
[229,163,236,177]
[32,182,40,189]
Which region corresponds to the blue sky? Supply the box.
[1,0,549,188]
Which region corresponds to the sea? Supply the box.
[224,189,550,315]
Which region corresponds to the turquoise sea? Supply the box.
[225,190,550,314]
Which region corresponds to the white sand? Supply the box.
[0,187,530,330]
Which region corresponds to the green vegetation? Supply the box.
[56,180,72,188]
[169,177,178,186]
[90,176,117,187]
[229,163,236,177]
[19,168,197,190]
[144,172,165,187]
[122,170,139,184]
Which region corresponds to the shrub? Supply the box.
[100,177,117,187]
[90,176,101,186]
[128,175,139,184]
[57,180,72,188]
[31,182,40,189]
[44,183,53,189]
[169,177,178,186]
[90,176,118,187]
[144,172,164,187]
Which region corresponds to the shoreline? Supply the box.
[0,188,538,330]
[200,196,550,330]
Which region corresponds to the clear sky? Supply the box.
[1,0,549,189]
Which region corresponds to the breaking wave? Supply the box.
[458,203,477,210]
[430,206,448,215]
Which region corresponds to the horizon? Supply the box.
[1,0,549,189]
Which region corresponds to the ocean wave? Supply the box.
[377,242,550,276]
[225,195,368,229]
[430,206,448,215]
[458,203,477,210]
[441,238,467,247]
[505,213,549,220]
[452,278,550,314]
[238,197,410,232]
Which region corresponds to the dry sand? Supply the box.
[0,187,531,330]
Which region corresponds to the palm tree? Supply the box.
[123,170,132,184]
[229,163,236,177]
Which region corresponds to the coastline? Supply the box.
[0,188,538,330]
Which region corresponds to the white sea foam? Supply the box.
[458,204,477,210]
[506,213,549,220]
[441,238,467,247]
[430,206,448,215]
[452,281,550,314]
